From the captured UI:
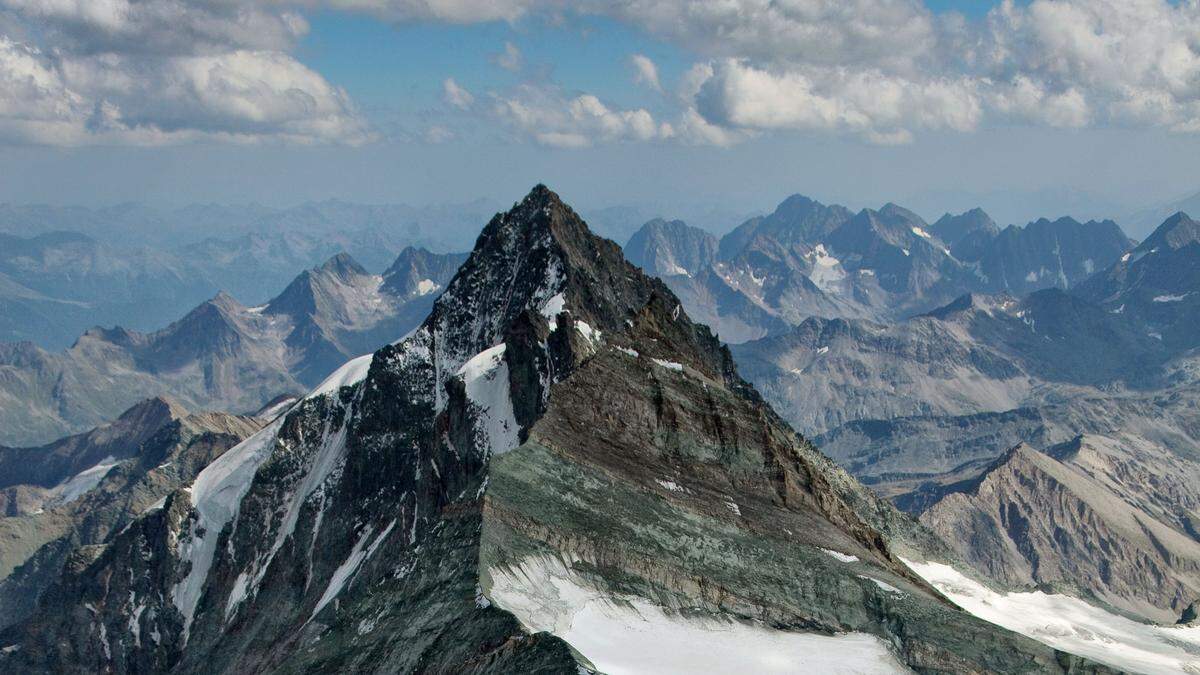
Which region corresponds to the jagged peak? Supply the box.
[1138,211,1199,252]
[115,395,190,425]
[318,252,368,279]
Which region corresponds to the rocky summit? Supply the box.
[0,186,1113,674]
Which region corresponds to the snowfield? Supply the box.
[488,555,909,674]
[52,456,120,506]
[902,558,1200,675]
[308,352,374,399]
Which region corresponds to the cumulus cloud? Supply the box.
[443,77,475,109]
[492,85,674,148]
[5,0,1200,147]
[0,0,368,145]
[615,0,1200,144]
[630,53,661,91]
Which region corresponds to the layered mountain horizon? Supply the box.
[0,246,465,446]
[0,185,1116,673]
[2,187,1199,673]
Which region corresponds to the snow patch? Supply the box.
[541,292,567,328]
[458,344,519,456]
[52,456,120,506]
[575,320,601,346]
[1154,293,1191,303]
[816,346,830,355]
[808,244,847,294]
[656,479,687,493]
[652,358,684,372]
[487,555,908,675]
[902,558,1200,675]
[858,575,904,595]
[820,548,859,563]
[911,226,932,239]
[616,347,639,358]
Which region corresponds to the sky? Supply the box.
[1,0,1199,235]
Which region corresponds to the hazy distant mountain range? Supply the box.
[626,194,1135,343]
[0,248,464,446]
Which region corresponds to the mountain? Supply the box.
[0,397,264,629]
[1077,212,1200,352]
[733,288,1170,439]
[921,440,1200,624]
[0,247,465,446]
[968,217,1133,295]
[0,186,1100,673]
[929,207,1000,259]
[718,194,853,259]
[1126,189,1200,239]
[623,218,717,278]
[647,196,1136,346]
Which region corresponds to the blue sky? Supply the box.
[0,0,1198,236]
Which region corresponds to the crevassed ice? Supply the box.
[902,558,1200,675]
[487,555,909,675]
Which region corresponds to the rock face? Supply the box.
[921,441,1200,624]
[0,398,263,629]
[0,247,465,446]
[624,218,717,278]
[968,217,1132,295]
[0,186,1103,674]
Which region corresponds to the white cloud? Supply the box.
[630,53,661,92]
[443,77,475,109]
[0,0,370,145]
[492,85,674,148]
[0,38,372,146]
[493,41,522,72]
[5,0,1200,147]
[691,59,982,143]
[626,0,1200,144]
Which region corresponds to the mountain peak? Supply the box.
[114,395,190,427]
[318,252,368,279]
[1138,211,1199,252]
